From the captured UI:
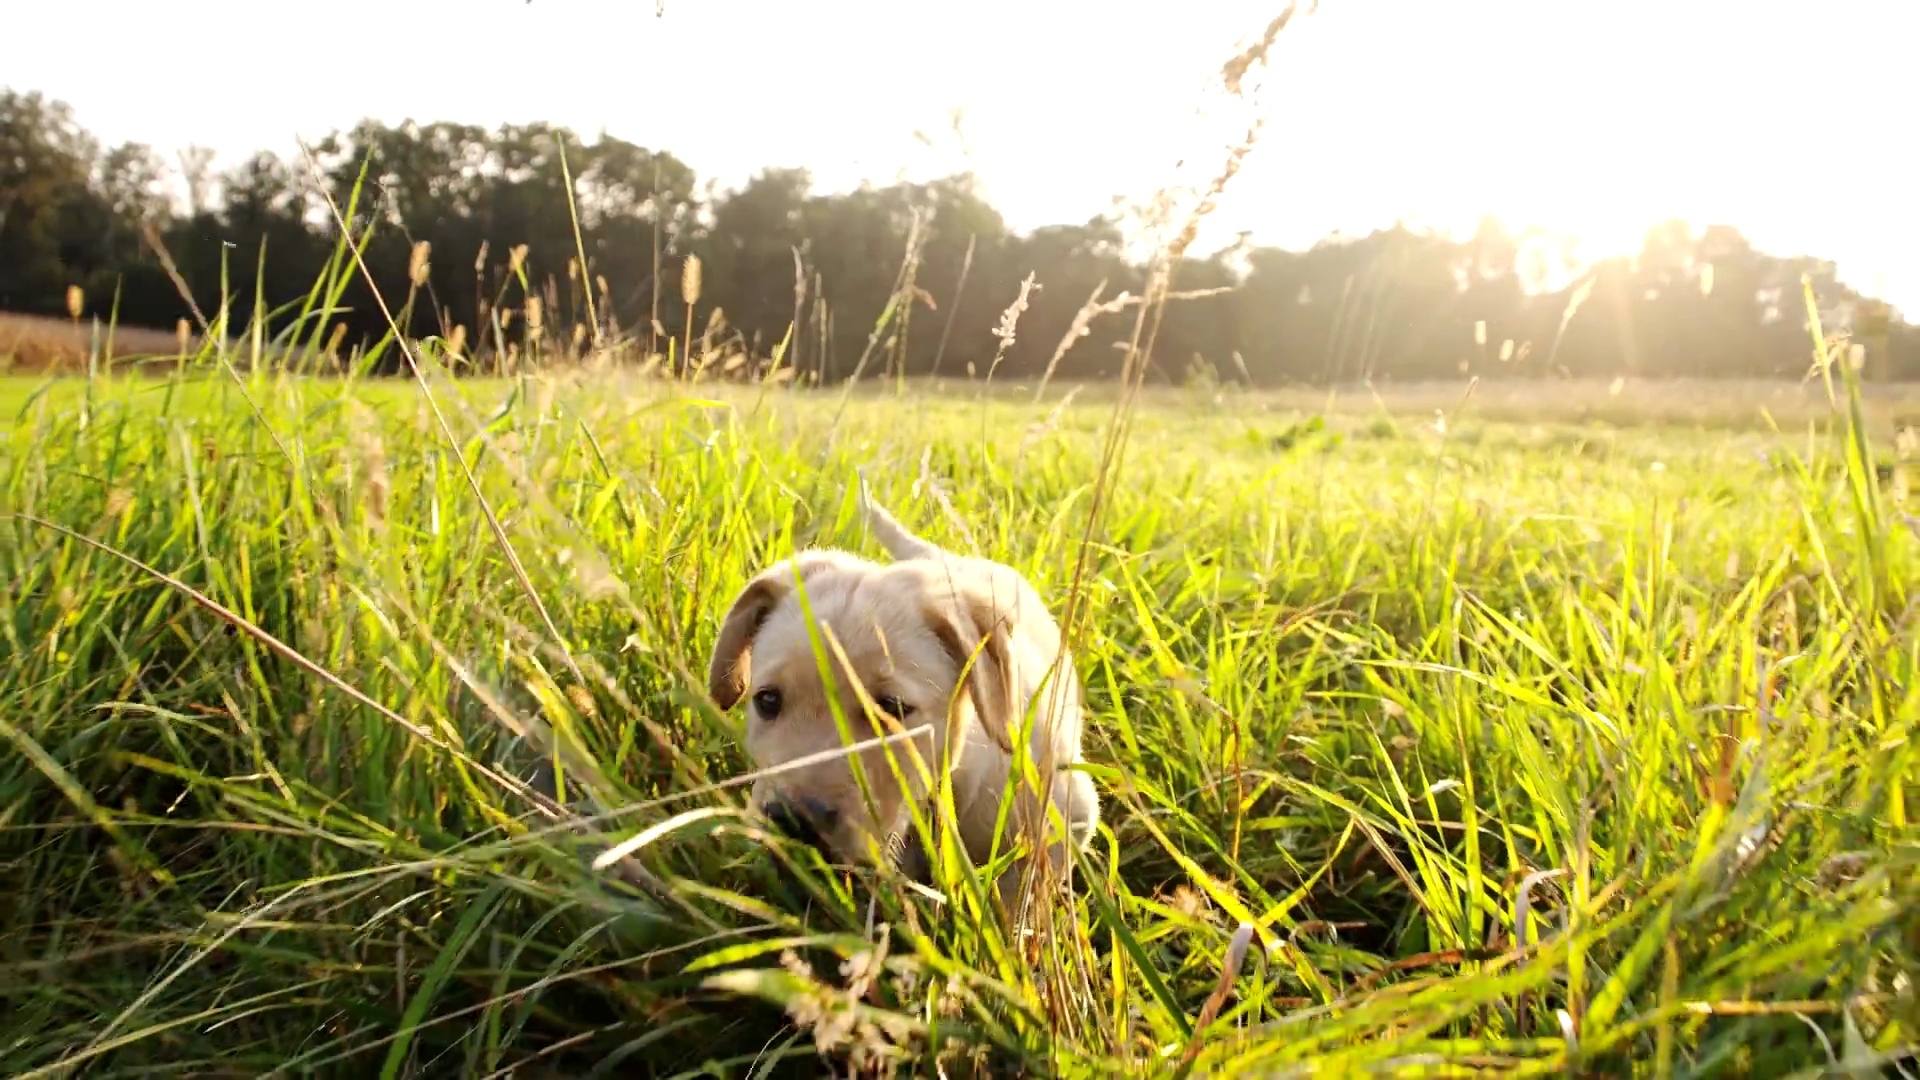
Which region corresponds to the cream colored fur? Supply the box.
[706,482,1098,915]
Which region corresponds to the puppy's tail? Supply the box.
[856,469,942,562]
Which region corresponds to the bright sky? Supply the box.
[9,0,1915,311]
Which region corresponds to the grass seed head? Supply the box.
[564,684,599,720]
[681,254,703,307]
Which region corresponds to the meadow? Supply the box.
[2,335,1916,1076]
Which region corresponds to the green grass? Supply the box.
[2,353,1917,1077]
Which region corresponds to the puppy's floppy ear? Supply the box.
[923,581,1019,754]
[706,552,845,708]
[708,572,786,709]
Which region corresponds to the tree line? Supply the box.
[3,88,1913,383]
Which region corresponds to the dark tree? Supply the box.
[1,93,1911,381]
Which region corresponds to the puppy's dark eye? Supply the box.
[751,688,783,719]
[874,695,914,720]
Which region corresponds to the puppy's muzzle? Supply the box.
[764,796,839,851]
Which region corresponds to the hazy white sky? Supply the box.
[9,0,1916,309]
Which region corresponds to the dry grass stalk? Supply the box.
[1035,281,1124,402]
[1031,283,1236,403]
[681,254,703,379]
[980,272,1038,382]
[927,233,975,379]
[1020,2,1315,1032]
[525,299,546,358]
[408,242,432,288]
[1221,4,1309,95]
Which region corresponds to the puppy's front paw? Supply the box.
[893,826,934,886]
[1060,767,1101,852]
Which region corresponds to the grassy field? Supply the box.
[2,354,1916,1077]
[0,313,197,376]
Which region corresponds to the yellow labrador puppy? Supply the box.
[706,484,1099,914]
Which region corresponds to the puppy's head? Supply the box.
[708,552,1018,864]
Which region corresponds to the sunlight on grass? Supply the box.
[1,333,1915,1074]
[1,7,1916,1074]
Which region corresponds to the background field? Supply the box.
[5,7,1919,1070]
[0,313,191,375]
[3,357,1916,1076]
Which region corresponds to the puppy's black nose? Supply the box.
[765,798,838,849]
[800,797,839,833]
[766,800,819,846]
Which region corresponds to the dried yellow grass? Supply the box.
[0,312,181,373]
[681,255,703,308]
[408,242,432,288]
